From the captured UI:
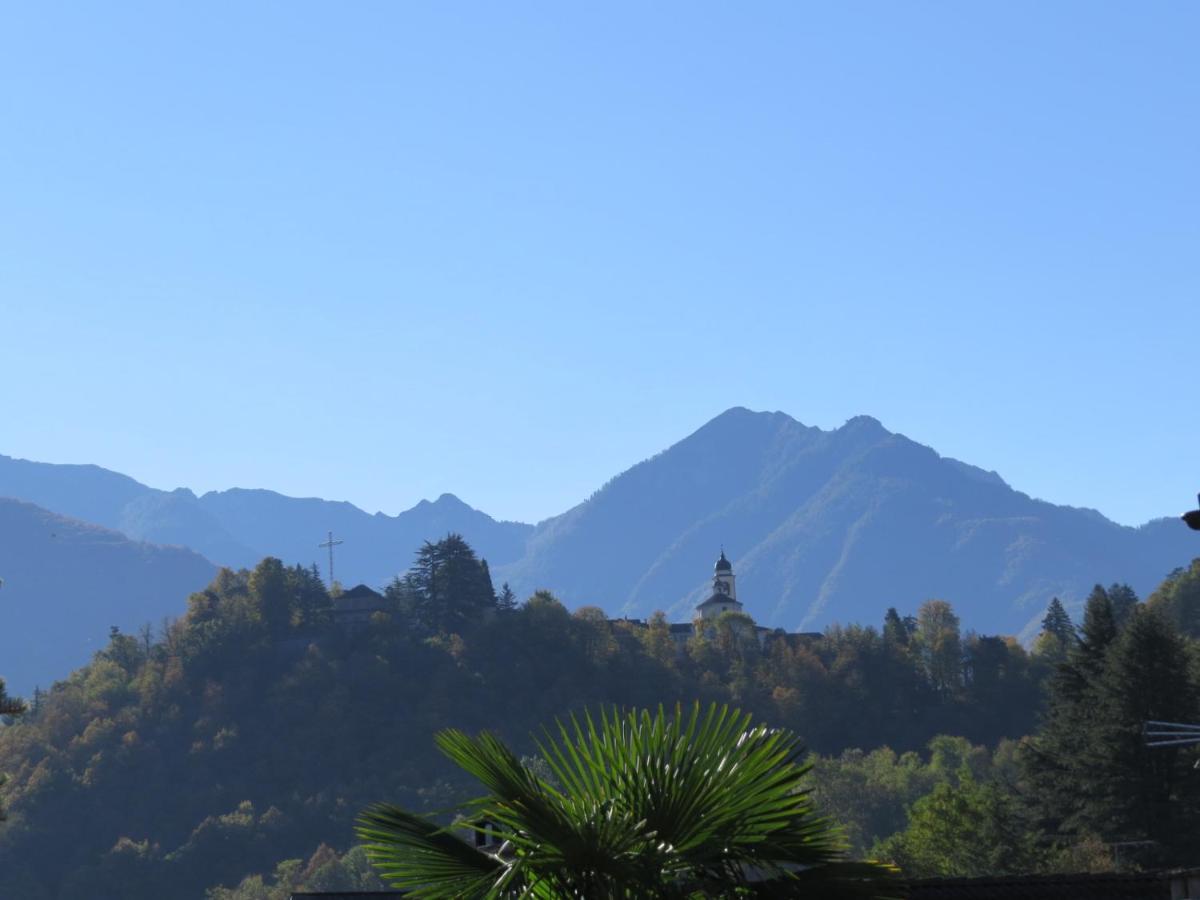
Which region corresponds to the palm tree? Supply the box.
[357,703,897,898]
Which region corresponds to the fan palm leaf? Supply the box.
[358,702,897,898]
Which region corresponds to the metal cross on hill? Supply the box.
[318,531,344,589]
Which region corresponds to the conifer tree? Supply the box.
[496,582,518,613]
[1076,607,1200,857]
[0,678,23,718]
[1023,587,1118,836]
[1032,597,1074,664]
[1147,560,1200,637]
[882,607,911,647]
[1076,586,1118,676]
[1106,583,1139,629]
[1041,598,1073,646]
[391,535,496,634]
[1025,596,1200,864]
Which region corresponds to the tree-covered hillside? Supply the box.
[1,538,1198,898]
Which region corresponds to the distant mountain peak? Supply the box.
[840,414,887,432]
[413,493,467,510]
[713,405,757,419]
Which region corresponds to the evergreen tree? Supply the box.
[1147,560,1200,637]
[1041,598,1073,646]
[1023,586,1119,836]
[0,678,22,718]
[1076,586,1118,675]
[882,607,910,647]
[1025,597,1200,864]
[1106,583,1139,629]
[1032,597,1074,664]
[1076,607,1200,858]
[392,535,496,634]
[496,582,518,613]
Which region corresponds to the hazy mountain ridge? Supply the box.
[0,498,217,694]
[194,487,532,588]
[0,455,259,566]
[0,454,534,588]
[4,408,1196,683]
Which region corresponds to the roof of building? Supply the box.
[696,594,743,610]
[669,623,694,633]
[714,551,732,572]
[340,584,384,600]
[334,585,387,615]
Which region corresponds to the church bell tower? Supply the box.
[695,549,743,620]
[713,550,736,601]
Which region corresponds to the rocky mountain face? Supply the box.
[495,408,1197,637]
[0,498,217,694]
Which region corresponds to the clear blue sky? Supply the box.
[1,3,1196,527]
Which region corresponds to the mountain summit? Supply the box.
[496,408,1195,636]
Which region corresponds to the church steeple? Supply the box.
[696,549,743,620]
[712,550,736,601]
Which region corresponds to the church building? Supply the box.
[657,550,819,648]
[694,550,743,620]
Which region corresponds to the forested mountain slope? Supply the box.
[0,499,217,694]
[497,408,1195,635]
[0,541,1048,900]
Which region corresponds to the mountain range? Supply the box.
[2,407,1196,694]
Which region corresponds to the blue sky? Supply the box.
[1,3,1197,526]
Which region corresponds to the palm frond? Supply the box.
[356,802,502,897]
[359,702,897,898]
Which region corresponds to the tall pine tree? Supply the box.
[1023,587,1118,837]
[1033,597,1074,663]
[1025,595,1200,864]
[1079,607,1200,859]
[1042,598,1073,645]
